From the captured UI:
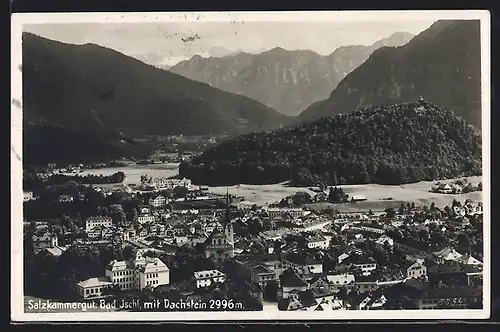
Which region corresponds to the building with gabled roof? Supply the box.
[76,277,114,299]
[280,269,308,298]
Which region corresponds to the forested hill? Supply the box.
[23,122,151,166]
[22,33,289,137]
[179,100,482,187]
[296,20,482,129]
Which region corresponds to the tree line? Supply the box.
[179,101,482,187]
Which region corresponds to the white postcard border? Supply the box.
[11,10,491,322]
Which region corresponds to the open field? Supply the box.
[77,164,482,210]
[209,176,482,210]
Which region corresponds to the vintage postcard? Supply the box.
[11,10,490,322]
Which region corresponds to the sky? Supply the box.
[24,20,436,66]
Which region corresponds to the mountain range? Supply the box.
[169,32,415,116]
[22,32,290,139]
[297,20,482,129]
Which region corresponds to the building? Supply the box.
[193,269,226,289]
[394,239,433,257]
[337,254,377,275]
[23,191,34,202]
[432,247,463,263]
[350,223,385,235]
[235,261,277,289]
[32,233,58,251]
[76,277,114,299]
[404,261,427,280]
[147,177,192,190]
[135,254,170,290]
[375,235,394,247]
[433,183,453,194]
[305,234,328,250]
[350,195,367,202]
[280,270,309,299]
[204,192,235,266]
[354,275,379,293]
[265,208,305,219]
[149,195,167,208]
[282,252,323,276]
[456,254,483,266]
[134,214,156,224]
[104,252,170,292]
[85,216,113,233]
[105,260,136,290]
[58,195,74,203]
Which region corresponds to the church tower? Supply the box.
[203,189,235,266]
[224,189,234,245]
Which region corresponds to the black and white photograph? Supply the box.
[11,10,490,322]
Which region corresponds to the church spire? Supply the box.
[225,189,231,225]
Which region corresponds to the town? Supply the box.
[23,165,484,312]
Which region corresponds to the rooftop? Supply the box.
[193,269,225,279]
[281,270,308,288]
[77,277,113,288]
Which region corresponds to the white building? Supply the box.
[148,177,192,190]
[76,277,114,299]
[149,195,167,208]
[265,208,305,219]
[134,214,156,224]
[85,216,113,233]
[432,247,463,263]
[105,260,136,290]
[350,195,367,202]
[305,234,328,250]
[352,262,377,275]
[326,273,355,287]
[405,261,427,279]
[193,269,226,289]
[300,219,331,232]
[104,252,170,292]
[134,254,170,290]
[375,235,394,247]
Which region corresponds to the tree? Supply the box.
[173,186,189,199]
[384,207,396,218]
[109,204,127,226]
[399,203,405,214]
[457,233,471,249]
[292,191,312,206]
[328,186,347,203]
[418,229,429,241]
[123,246,135,260]
[444,205,452,216]
[430,231,449,247]
[263,280,279,301]
[477,182,482,191]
